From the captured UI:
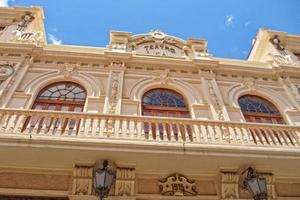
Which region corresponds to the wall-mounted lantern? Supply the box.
[93,160,116,200]
[242,167,267,200]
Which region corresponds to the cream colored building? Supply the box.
[0,6,300,200]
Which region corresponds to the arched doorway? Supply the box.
[238,95,284,124]
[142,88,191,140]
[23,82,86,133]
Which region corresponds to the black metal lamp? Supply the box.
[93,160,116,200]
[242,167,267,200]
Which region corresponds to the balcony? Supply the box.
[0,108,299,150]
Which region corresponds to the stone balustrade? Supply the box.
[0,108,299,147]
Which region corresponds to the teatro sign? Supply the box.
[131,31,185,58]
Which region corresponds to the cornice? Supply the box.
[1,42,300,78]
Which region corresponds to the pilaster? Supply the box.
[278,76,300,111]
[0,55,33,108]
[103,61,125,115]
[71,164,94,195]
[114,166,136,199]
[199,69,230,121]
[220,171,239,200]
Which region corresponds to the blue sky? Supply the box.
[3,0,300,59]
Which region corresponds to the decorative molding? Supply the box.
[261,173,276,199]
[221,171,239,199]
[0,62,15,81]
[242,77,256,91]
[72,164,93,195]
[59,64,79,78]
[158,173,197,196]
[115,167,136,197]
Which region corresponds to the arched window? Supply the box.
[238,95,284,124]
[142,88,189,118]
[33,82,86,112]
[23,82,86,133]
[142,88,191,141]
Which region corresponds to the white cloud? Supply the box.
[48,33,62,45]
[51,28,58,32]
[244,21,251,27]
[225,15,234,27]
[0,0,9,7]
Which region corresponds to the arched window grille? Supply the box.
[142,88,191,141]
[238,95,284,124]
[142,88,189,118]
[23,82,86,133]
[32,82,86,111]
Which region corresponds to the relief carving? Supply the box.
[59,64,79,78]
[221,171,239,199]
[159,173,197,196]
[115,167,135,196]
[0,62,15,80]
[17,13,34,31]
[261,173,276,199]
[108,71,120,114]
[72,165,93,195]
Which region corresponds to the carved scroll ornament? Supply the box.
[0,62,14,80]
[159,173,197,196]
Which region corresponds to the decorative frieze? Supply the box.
[72,165,93,195]
[115,167,136,197]
[221,171,239,199]
[158,173,197,196]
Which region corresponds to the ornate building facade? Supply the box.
[0,6,300,200]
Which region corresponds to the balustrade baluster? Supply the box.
[129,120,135,138]
[264,128,276,146]
[233,125,243,144]
[148,122,153,141]
[207,124,214,143]
[114,119,120,137]
[200,124,208,143]
[6,113,17,133]
[213,124,222,143]
[278,128,290,146]
[13,113,26,134]
[99,119,106,137]
[162,122,168,141]
[176,123,182,142]
[78,117,86,136]
[193,124,201,143]
[155,122,160,141]
[90,118,98,136]
[0,112,10,131]
[256,128,267,145]
[286,129,298,145]
[242,125,252,144]
[136,120,142,139]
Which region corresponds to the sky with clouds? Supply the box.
[2,0,300,59]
